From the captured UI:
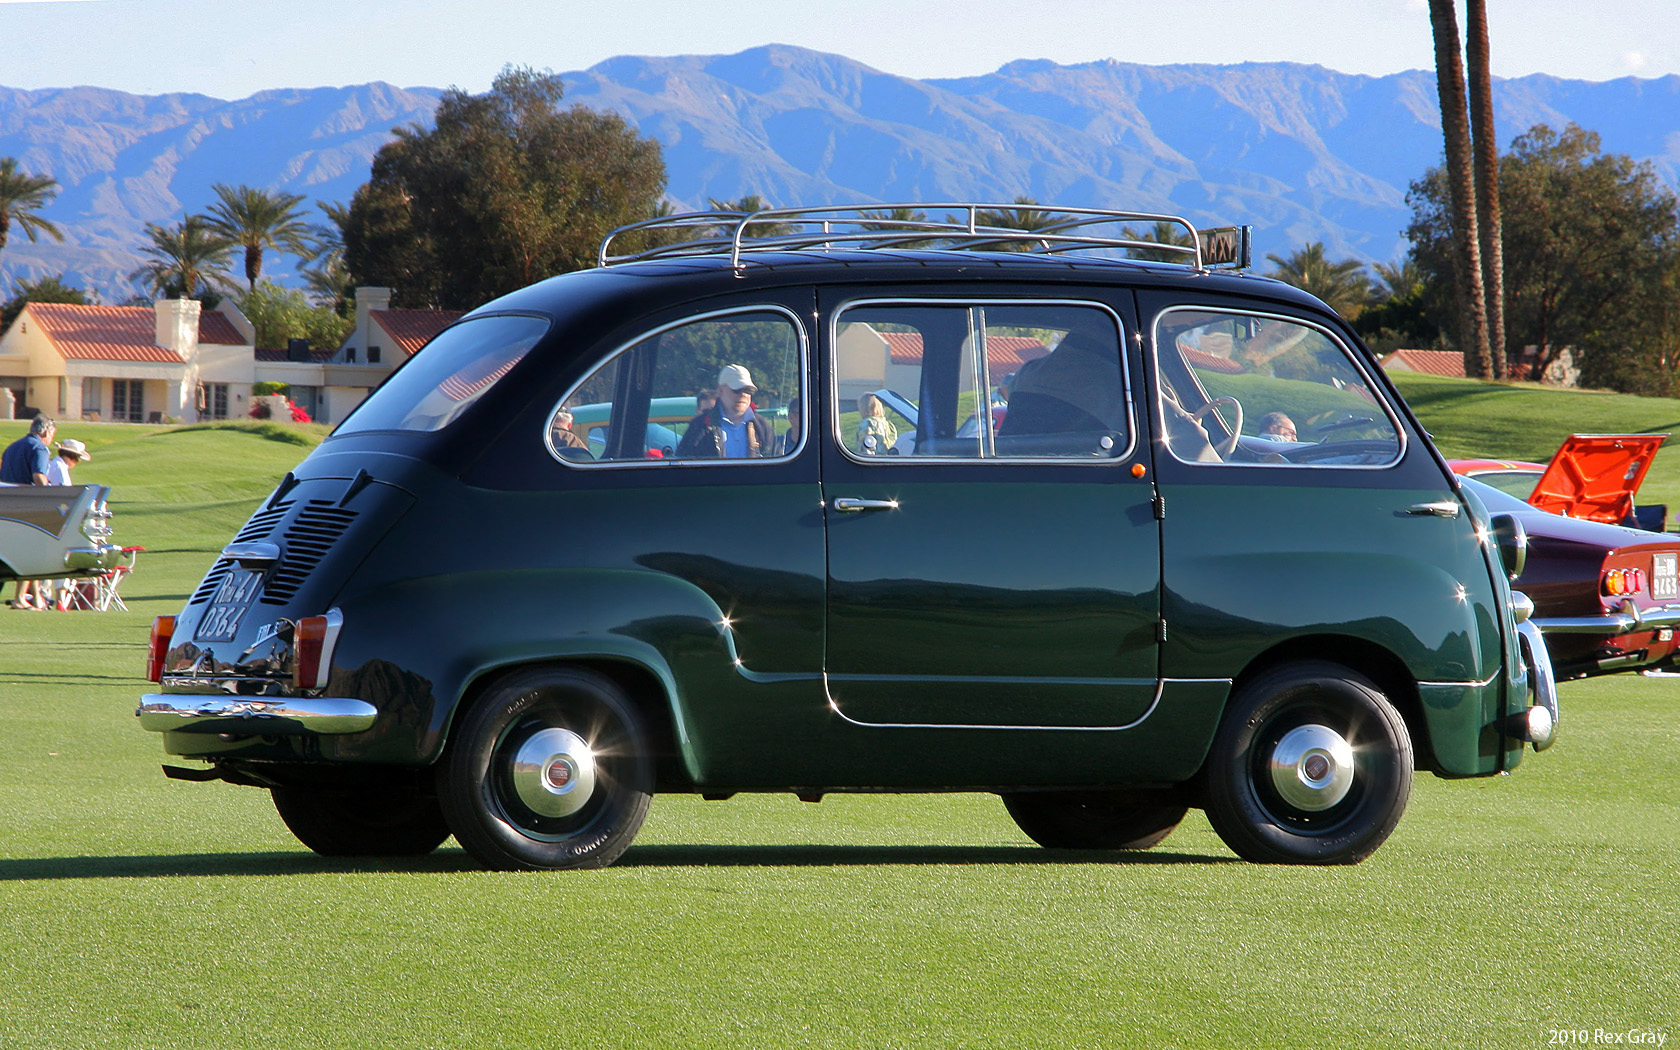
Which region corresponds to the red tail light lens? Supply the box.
[1603,567,1646,597]
[147,615,176,682]
[292,616,330,691]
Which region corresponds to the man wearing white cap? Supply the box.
[676,364,775,458]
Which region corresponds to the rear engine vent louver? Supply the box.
[188,500,294,606]
[260,500,359,605]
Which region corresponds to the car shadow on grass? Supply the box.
[0,844,1234,880]
[616,844,1238,867]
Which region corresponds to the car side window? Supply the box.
[549,308,805,464]
[832,301,1129,461]
[1153,307,1401,467]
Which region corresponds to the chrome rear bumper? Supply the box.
[136,694,377,735]
[1534,601,1680,635]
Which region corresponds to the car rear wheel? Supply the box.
[271,783,452,856]
[1002,790,1188,850]
[438,667,652,871]
[1203,661,1412,865]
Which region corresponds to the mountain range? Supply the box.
[3,44,1679,302]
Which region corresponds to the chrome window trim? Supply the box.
[828,297,1138,467]
[544,304,810,469]
[1151,304,1408,470]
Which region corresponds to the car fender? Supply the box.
[319,566,737,777]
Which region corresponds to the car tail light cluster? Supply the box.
[1603,567,1646,596]
[147,615,176,682]
[292,616,330,690]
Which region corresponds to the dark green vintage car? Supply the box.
[137,205,1558,869]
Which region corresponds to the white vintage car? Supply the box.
[0,483,126,581]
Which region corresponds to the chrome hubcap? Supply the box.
[510,727,597,818]
[1267,723,1355,812]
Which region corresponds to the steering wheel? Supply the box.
[1187,396,1243,457]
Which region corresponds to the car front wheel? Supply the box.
[438,667,653,871]
[1203,661,1412,865]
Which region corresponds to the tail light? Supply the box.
[292,616,329,690]
[147,615,176,682]
[1603,567,1646,597]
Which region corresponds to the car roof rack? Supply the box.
[597,203,1253,272]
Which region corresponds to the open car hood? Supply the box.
[1529,433,1668,523]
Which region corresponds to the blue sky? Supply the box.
[2,0,1677,98]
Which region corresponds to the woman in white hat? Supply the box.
[46,438,89,486]
[38,438,91,609]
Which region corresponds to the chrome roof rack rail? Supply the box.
[597,203,1252,271]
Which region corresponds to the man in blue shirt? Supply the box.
[1,415,55,486]
[2,415,57,609]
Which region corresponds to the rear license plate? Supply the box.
[196,568,264,642]
[1653,553,1678,602]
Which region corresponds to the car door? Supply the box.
[819,292,1162,729]
[1140,292,1511,733]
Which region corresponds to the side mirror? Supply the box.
[1489,512,1527,581]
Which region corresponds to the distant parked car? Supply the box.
[1450,433,1669,531]
[0,483,125,583]
[1459,475,1680,679]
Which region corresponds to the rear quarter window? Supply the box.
[336,314,549,434]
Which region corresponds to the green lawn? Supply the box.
[1392,372,1680,512]
[3,399,1679,1049]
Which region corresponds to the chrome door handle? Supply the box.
[832,498,900,513]
[1406,500,1461,519]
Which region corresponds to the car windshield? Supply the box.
[336,314,549,434]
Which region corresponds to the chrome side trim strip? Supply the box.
[1415,670,1501,690]
[821,677,1230,732]
[136,695,377,735]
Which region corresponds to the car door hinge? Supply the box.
[1156,619,1168,643]
[1153,494,1166,520]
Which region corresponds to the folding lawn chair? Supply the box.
[56,578,100,611]
[94,546,145,611]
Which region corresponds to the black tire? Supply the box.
[438,667,653,871]
[271,783,452,857]
[1002,791,1188,850]
[1203,661,1413,865]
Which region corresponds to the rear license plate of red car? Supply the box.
[196,569,263,642]
[1653,553,1678,601]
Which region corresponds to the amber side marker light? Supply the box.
[292,616,331,690]
[147,615,176,683]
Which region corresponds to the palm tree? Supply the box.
[706,195,791,238]
[1265,242,1374,318]
[299,201,353,314]
[858,206,933,247]
[1428,0,1493,378]
[0,158,64,260]
[203,183,312,289]
[1373,259,1426,299]
[1121,220,1197,263]
[966,196,1064,250]
[1466,0,1506,378]
[129,217,237,299]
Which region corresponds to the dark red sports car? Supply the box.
[1461,475,1680,679]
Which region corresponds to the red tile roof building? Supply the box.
[23,303,245,363]
[373,309,464,357]
[0,298,255,423]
